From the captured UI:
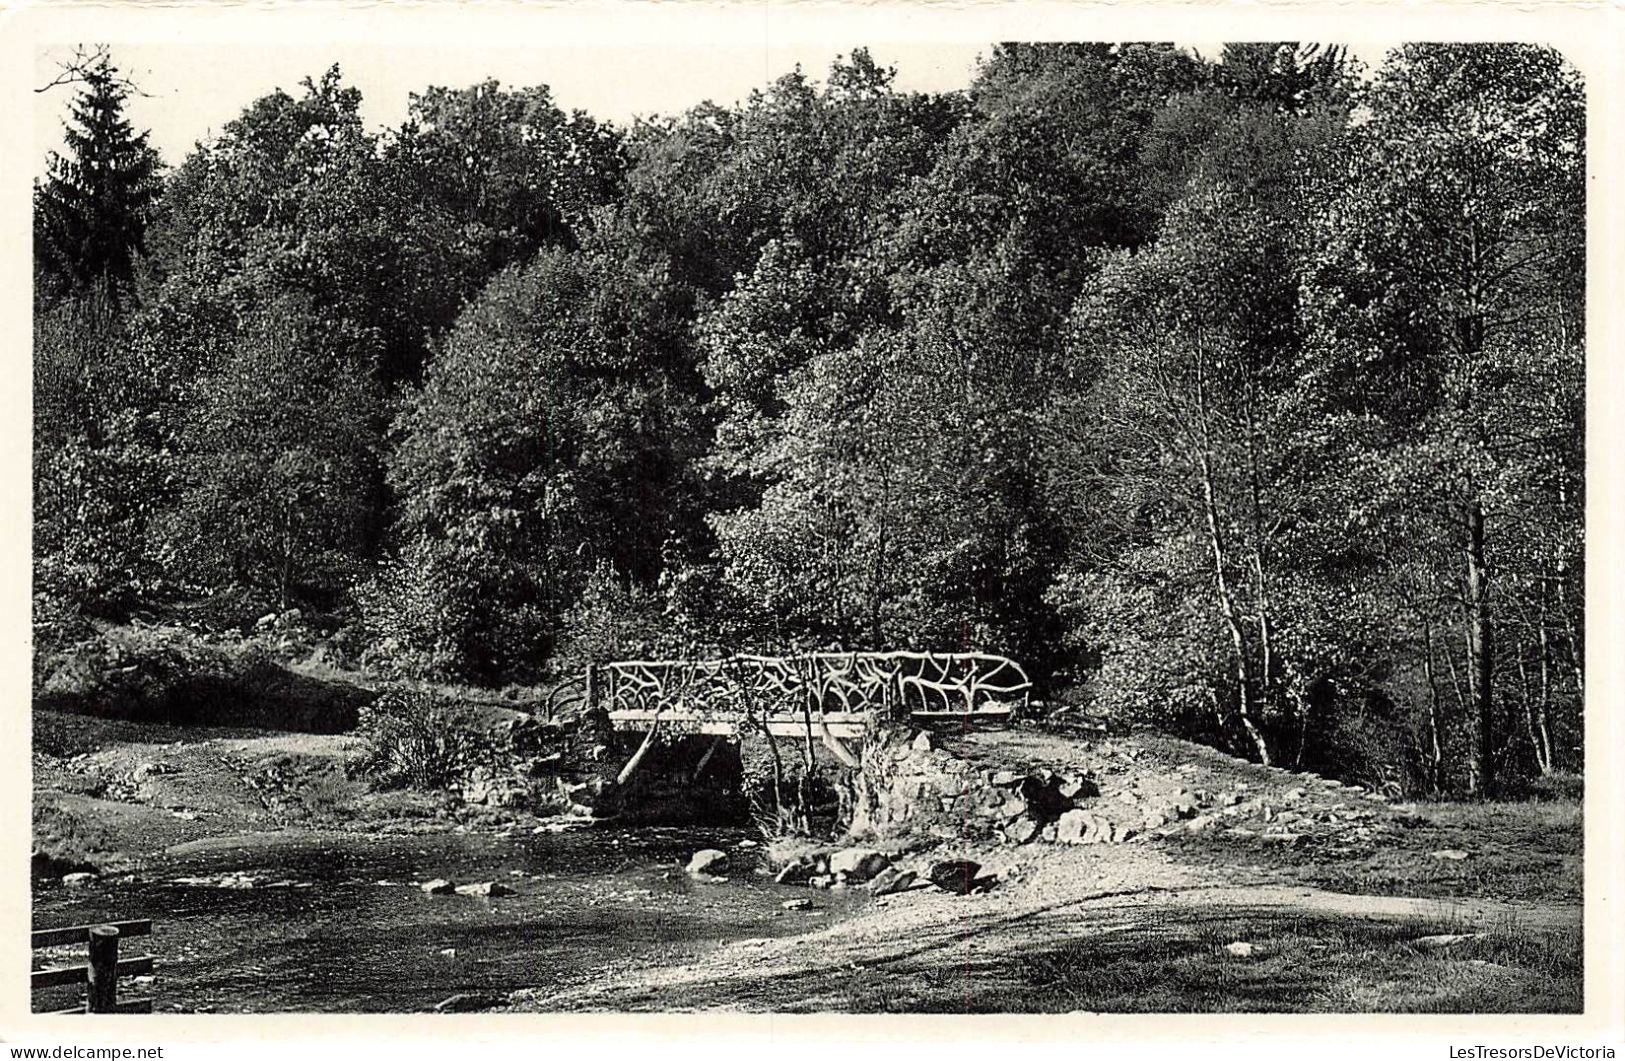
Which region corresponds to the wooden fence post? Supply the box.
[86,925,119,1014]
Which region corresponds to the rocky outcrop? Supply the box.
[844,725,1136,847]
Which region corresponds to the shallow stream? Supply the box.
[33,825,858,1013]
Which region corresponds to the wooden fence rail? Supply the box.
[31,920,155,1014]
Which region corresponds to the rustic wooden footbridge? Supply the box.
[548,651,1031,777]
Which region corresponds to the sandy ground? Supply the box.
[502,840,1580,1011]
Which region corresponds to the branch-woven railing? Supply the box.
[547,651,1030,722]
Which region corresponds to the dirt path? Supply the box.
[504,838,1580,1012]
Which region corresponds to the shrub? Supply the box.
[350,690,504,790]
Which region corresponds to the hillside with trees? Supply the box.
[34,42,1584,800]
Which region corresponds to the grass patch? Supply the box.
[657,909,1582,1014]
[32,800,120,878]
[1164,798,1581,904]
[990,912,1582,1014]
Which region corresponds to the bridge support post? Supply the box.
[615,713,662,786]
[818,724,860,769]
[691,736,725,782]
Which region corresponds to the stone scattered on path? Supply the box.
[774,859,815,885]
[781,898,814,911]
[455,880,513,897]
[433,992,501,1013]
[61,872,98,887]
[1002,817,1040,844]
[1411,933,1482,949]
[420,878,455,895]
[687,849,728,876]
[1224,941,1255,957]
[1431,849,1471,861]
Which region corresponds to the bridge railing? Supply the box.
[550,650,1030,723]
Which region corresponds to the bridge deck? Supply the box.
[606,706,1014,739]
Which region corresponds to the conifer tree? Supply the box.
[34,50,162,307]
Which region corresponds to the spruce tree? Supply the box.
[33,51,162,307]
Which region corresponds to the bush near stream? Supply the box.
[350,690,506,790]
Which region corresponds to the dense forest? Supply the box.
[34,43,1584,798]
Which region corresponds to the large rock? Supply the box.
[1054,809,1091,844]
[1020,773,1074,820]
[1003,817,1040,844]
[867,867,918,897]
[773,859,816,886]
[927,859,982,895]
[828,848,890,883]
[687,849,729,876]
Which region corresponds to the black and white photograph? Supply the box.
[11,1,1615,1034]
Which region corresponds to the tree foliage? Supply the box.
[34,44,1584,795]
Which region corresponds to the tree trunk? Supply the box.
[1191,348,1269,766]
[1242,395,1283,721]
[1535,579,1555,774]
[1196,446,1269,765]
[1422,622,1446,794]
[1465,498,1495,797]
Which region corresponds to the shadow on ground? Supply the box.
[554,899,1583,1014]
